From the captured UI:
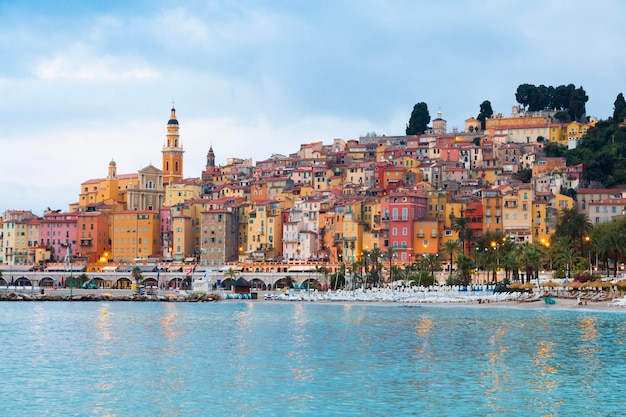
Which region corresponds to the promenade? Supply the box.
[2,285,626,312]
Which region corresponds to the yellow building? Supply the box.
[362,197,382,250]
[110,210,161,263]
[246,200,283,260]
[341,198,366,264]
[532,200,550,243]
[443,200,466,245]
[413,218,441,260]
[75,160,135,211]
[482,189,503,234]
[165,181,203,207]
[502,185,533,243]
[547,121,595,145]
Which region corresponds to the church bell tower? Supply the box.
[162,106,184,186]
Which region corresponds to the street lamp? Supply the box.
[585,236,592,275]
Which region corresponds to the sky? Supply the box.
[1,0,625,216]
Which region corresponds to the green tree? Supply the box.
[553,207,592,257]
[476,100,493,130]
[552,246,581,279]
[568,86,589,121]
[519,243,543,284]
[613,92,626,122]
[223,267,238,288]
[599,228,626,277]
[455,254,476,286]
[441,240,461,281]
[406,102,430,135]
[543,142,567,157]
[383,247,397,286]
[452,216,473,254]
[131,266,144,293]
[422,254,441,283]
[515,83,534,110]
[369,247,382,286]
[315,265,330,290]
[553,110,570,123]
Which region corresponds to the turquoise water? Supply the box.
[1,302,625,416]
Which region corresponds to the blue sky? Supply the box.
[1,0,625,215]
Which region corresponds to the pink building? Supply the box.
[387,189,427,263]
[39,211,78,262]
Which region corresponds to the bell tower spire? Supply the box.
[162,105,184,186]
[206,144,215,168]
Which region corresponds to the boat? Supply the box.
[542,296,556,304]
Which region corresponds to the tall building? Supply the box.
[110,210,161,263]
[162,106,184,186]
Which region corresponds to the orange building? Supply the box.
[77,211,111,264]
[110,210,161,263]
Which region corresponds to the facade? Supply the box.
[38,211,78,262]
[126,164,165,211]
[75,160,134,211]
[76,211,111,264]
[110,210,161,263]
[200,209,238,267]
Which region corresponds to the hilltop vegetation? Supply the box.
[565,119,626,187]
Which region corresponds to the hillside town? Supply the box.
[1,101,623,289]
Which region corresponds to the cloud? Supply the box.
[34,45,160,81]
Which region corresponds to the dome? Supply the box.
[168,106,179,125]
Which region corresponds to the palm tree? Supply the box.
[383,247,396,287]
[315,265,330,290]
[347,262,359,290]
[455,254,476,286]
[501,250,521,282]
[131,266,143,294]
[441,240,461,281]
[369,247,382,287]
[223,267,238,288]
[519,243,543,284]
[452,216,472,254]
[553,247,581,279]
[333,264,347,290]
[421,254,441,283]
[599,229,626,277]
[554,207,592,256]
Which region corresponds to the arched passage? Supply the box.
[167,277,185,289]
[144,277,158,287]
[116,277,132,289]
[39,277,55,287]
[93,277,107,288]
[300,277,322,290]
[15,277,32,286]
[250,278,266,290]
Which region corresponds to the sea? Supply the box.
[1,301,624,417]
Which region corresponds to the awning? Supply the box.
[102,266,118,272]
[288,266,317,272]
